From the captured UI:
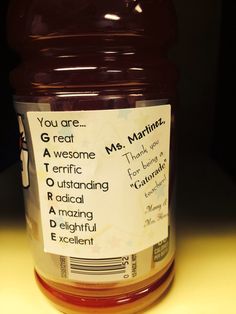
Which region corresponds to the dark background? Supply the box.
[0,0,19,171]
[0,0,235,222]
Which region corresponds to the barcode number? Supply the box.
[69,256,130,276]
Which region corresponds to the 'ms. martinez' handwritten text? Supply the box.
[128,118,165,144]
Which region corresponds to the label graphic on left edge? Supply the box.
[18,114,30,188]
[27,105,171,259]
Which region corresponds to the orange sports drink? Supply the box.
[8,1,177,313]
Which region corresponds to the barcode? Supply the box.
[69,257,127,276]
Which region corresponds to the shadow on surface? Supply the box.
[0,162,25,227]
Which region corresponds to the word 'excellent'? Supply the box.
[51,234,94,245]
[128,118,165,144]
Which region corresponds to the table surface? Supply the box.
[1,157,236,314]
[1,221,236,314]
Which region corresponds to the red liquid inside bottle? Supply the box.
[8,1,177,313]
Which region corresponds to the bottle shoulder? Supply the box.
[8,0,177,51]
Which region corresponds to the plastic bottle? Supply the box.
[8,1,177,313]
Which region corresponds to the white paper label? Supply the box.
[27,105,171,259]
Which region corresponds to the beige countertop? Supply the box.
[1,220,236,314]
[1,156,236,314]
